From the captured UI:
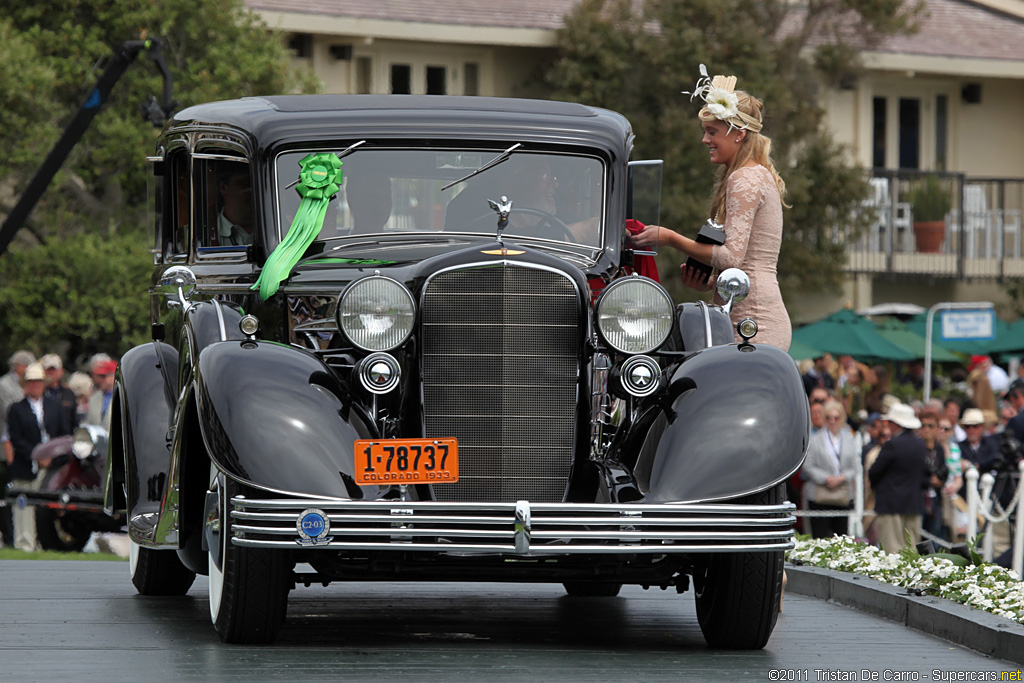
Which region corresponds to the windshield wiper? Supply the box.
[284,140,367,190]
[441,143,521,192]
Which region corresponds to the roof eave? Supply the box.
[258,10,560,47]
[862,51,1024,79]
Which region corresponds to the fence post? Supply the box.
[980,472,996,561]
[1014,461,1024,580]
[852,434,865,539]
[966,467,979,541]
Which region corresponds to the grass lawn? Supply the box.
[0,548,127,561]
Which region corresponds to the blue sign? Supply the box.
[940,310,995,341]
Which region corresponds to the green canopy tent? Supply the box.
[872,317,962,362]
[787,338,821,362]
[792,309,916,361]
[988,317,1024,356]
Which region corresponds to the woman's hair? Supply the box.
[706,90,789,221]
[823,399,847,428]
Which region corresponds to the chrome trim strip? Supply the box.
[192,152,247,162]
[514,500,531,553]
[232,525,792,541]
[226,496,796,555]
[195,283,256,293]
[231,540,795,554]
[212,299,227,341]
[230,512,791,526]
[293,319,340,333]
[231,496,796,514]
[696,300,713,349]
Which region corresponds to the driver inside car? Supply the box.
[506,158,599,243]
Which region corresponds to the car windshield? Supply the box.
[275,148,605,250]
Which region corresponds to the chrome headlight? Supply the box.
[338,276,416,351]
[596,276,674,354]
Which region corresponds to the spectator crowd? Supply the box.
[0,350,118,551]
[794,351,1024,566]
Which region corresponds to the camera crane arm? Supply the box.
[0,37,175,258]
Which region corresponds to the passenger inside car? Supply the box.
[215,162,255,246]
[345,171,393,234]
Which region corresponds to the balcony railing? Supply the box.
[845,170,1024,279]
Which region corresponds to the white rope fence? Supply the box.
[792,455,1024,580]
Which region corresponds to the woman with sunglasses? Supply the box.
[935,414,964,539]
[802,400,859,538]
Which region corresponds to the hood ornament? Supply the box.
[487,195,513,241]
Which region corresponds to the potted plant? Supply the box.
[906,176,952,253]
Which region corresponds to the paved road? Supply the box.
[1,560,1018,682]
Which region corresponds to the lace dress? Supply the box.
[710,165,791,351]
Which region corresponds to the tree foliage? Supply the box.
[0,0,319,361]
[544,0,920,303]
[0,232,153,362]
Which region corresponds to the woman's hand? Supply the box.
[680,263,714,292]
[630,225,661,249]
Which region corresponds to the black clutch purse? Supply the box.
[684,219,725,286]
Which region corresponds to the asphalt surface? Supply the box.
[1,559,1019,682]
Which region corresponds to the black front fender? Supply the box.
[638,343,809,503]
[105,341,178,517]
[194,341,375,498]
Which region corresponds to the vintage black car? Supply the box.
[105,95,808,648]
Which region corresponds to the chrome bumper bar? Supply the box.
[229,497,797,555]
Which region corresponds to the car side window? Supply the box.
[161,151,189,262]
[196,156,254,251]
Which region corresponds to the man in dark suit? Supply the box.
[5,362,75,551]
[802,353,835,396]
[957,407,1001,473]
[1004,379,1024,443]
[869,402,928,554]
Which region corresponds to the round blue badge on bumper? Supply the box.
[296,508,331,545]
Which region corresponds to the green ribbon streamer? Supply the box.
[251,152,343,300]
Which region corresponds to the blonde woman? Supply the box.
[634,67,790,350]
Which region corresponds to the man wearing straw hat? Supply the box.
[869,402,928,553]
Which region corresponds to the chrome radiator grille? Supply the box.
[422,264,581,503]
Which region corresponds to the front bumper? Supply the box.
[229,497,797,555]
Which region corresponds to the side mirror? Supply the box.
[160,265,197,312]
[715,268,750,315]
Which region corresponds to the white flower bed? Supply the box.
[787,535,1024,623]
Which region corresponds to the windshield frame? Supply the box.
[272,144,608,261]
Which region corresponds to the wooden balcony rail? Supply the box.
[844,171,1024,279]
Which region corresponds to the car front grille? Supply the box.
[421,264,581,503]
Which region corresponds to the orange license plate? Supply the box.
[354,438,459,485]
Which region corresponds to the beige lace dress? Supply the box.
[710,165,791,351]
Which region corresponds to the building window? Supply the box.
[426,66,447,95]
[355,57,372,94]
[898,98,920,169]
[464,63,479,96]
[872,97,886,168]
[288,33,313,59]
[391,64,411,94]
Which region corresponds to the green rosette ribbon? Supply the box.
[251,152,343,300]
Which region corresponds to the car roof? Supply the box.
[168,95,632,155]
